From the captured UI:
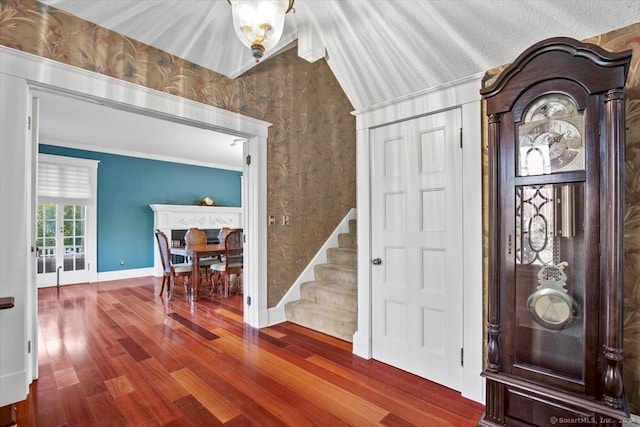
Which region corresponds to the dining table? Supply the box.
[170,243,225,300]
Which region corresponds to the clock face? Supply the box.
[517,94,585,176]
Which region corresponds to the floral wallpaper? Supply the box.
[0,0,357,308]
[482,22,640,413]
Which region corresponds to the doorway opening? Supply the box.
[33,88,248,295]
[0,46,269,405]
[23,67,268,331]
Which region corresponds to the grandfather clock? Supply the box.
[479,37,632,426]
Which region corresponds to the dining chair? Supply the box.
[155,229,192,299]
[209,227,234,293]
[184,227,206,246]
[210,229,243,298]
[217,227,232,245]
[184,227,217,281]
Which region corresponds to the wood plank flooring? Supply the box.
[16,277,484,426]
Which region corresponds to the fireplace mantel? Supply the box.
[150,204,243,276]
[150,204,242,230]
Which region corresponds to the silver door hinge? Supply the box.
[28,340,31,354]
[246,155,251,165]
[28,116,31,130]
[459,128,463,148]
[460,347,464,367]
[246,296,252,306]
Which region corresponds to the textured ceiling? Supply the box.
[41,0,640,111]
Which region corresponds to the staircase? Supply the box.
[284,219,357,342]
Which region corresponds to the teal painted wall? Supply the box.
[39,144,242,273]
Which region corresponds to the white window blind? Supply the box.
[38,160,93,204]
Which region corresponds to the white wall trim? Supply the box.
[267,208,357,326]
[97,268,155,283]
[353,74,484,404]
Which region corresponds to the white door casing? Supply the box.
[370,109,463,390]
[28,95,39,383]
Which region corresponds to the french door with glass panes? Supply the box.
[36,203,91,286]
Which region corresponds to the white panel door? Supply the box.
[371,108,463,390]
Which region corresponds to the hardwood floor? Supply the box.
[16,277,484,426]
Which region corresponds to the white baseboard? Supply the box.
[97,267,155,282]
[266,208,357,326]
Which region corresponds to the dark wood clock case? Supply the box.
[479,37,632,426]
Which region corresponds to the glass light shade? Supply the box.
[230,0,291,61]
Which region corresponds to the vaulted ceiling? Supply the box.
[41,0,640,111]
[35,1,640,169]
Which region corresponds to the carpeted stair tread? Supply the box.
[326,247,357,266]
[300,280,357,312]
[338,232,357,249]
[314,263,357,285]
[284,300,356,342]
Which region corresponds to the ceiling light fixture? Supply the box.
[227,0,295,62]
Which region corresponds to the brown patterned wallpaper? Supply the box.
[482,23,640,413]
[0,0,356,308]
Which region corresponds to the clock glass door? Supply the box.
[514,182,586,380]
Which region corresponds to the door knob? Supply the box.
[372,258,382,265]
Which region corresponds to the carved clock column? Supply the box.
[479,38,632,427]
[601,88,626,410]
[485,112,503,424]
